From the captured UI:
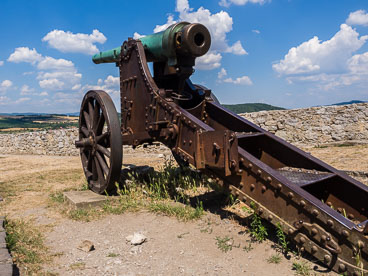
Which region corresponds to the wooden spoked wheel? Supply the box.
[75,90,122,194]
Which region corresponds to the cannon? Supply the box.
[75,22,368,275]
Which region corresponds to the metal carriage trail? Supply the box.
[74,21,368,275]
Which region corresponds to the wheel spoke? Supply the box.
[84,110,92,130]
[88,100,94,126]
[93,102,100,131]
[91,156,98,180]
[94,156,105,183]
[96,151,109,176]
[96,132,109,144]
[81,126,89,137]
[95,112,105,133]
[97,144,111,158]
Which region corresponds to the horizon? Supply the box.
[1,0,368,113]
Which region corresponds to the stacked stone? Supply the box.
[0,103,368,155]
[0,217,13,275]
[240,103,368,147]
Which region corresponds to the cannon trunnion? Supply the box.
[76,22,368,275]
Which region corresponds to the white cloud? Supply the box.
[8,47,42,64]
[39,79,65,90]
[0,96,10,105]
[153,15,177,33]
[152,0,247,70]
[223,75,253,85]
[273,24,368,76]
[81,75,120,98]
[37,56,74,71]
[72,84,81,90]
[195,51,222,70]
[218,68,227,79]
[0,61,3,66]
[225,40,247,55]
[39,91,48,96]
[104,75,119,87]
[252,29,260,34]
[20,85,35,95]
[346,10,368,26]
[42,29,107,55]
[15,97,31,104]
[133,32,145,39]
[0,80,13,94]
[219,0,268,8]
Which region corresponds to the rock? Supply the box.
[77,240,95,252]
[126,233,147,245]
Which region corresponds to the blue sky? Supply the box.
[1,0,368,113]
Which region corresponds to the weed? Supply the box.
[68,208,94,222]
[5,218,50,274]
[242,240,254,252]
[215,236,233,253]
[70,262,86,270]
[354,247,364,276]
[275,222,289,254]
[267,253,282,264]
[177,232,190,238]
[249,202,268,242]
[49,191,64,203]
[107,253,119,257]
[148,201,204,221]
[292,261,311,276]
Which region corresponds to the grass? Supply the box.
[69,262,86,270]
[292,261,311,276]
[107,253,119,257]
[5,218,50,274]
[275,222,289,254]
[267,253,282,264]
[215,236,234,253]
[249,202,268,242]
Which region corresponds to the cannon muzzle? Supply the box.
[92,22,211,67]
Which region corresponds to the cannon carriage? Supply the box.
[75,22,368,275]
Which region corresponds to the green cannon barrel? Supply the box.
[92,22,211,67]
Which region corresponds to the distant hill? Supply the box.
[221,103,285,114]
[330,100,366,106]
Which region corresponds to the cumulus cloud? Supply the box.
[0,96,10,105]
[346,10,368,26]
[39,91,48,96]
[42,29,107,55]
[273,23,368,90]
[80,75,120,98]
[20,85,35,95]
[8,47,82,92]
[151,0,247,70]
[217,68,227,79]
[223,75,253,85]
[219,0,268,8]
[133,32,145,39]
[15,97,31,104]
[0,61,3,66]
[8,47,42,64]
[0,80,13,94]
[252,29,260,34]
[273,24,368,76]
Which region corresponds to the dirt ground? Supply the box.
[1,144,367,275]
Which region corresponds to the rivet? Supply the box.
[338,264,346,272]
[311,246,318,253]
[266,177,272,182]
[250,184,255,190]
[239,182,244,188]
[300,200,306,207]
[312,209,319,216]
[321,235,327,241]
[327,219,334,227]
[288,192,294,199]
[276,184,282,191]
[342,230,349,237]
[242,196,247,201]
[300,237,306,243]
[257,169,262,175]
[262,185,267,192]
[248,163,253,169]
[267,215,272,221]
[229,186,233,191]
[235,191,240,196]
[259,208,264,214]
[311,228,318,236]
[288,229,294,235]
[324,255,331,263]
[300,246,305,252]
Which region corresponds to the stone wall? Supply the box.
[240,103,368,146]
[0,103,368,156]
